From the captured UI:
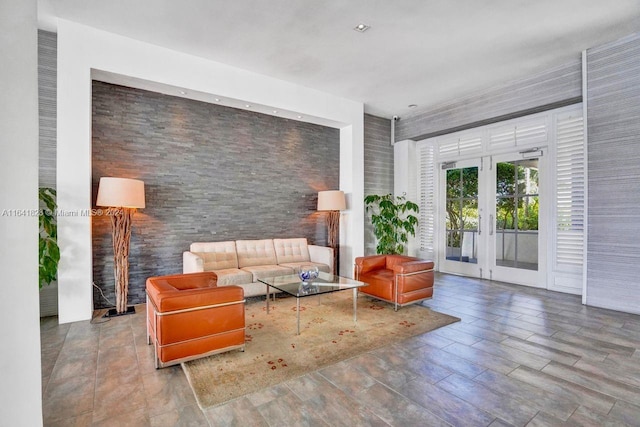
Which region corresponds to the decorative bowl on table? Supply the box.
[298,265,319,284]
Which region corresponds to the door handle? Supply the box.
[478,215,482,235]
[490,214,494,236]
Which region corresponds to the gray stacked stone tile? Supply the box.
[92,81,339,308]
[363,114,393,255]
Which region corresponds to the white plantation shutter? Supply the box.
[488,117,547,149]
[489,124,516,149]
[458,135,483,154]
[438,135,459,157]
[555,113,585,269]
[418,143,436,260]
[515,117,548,146]
[438,133,482,158]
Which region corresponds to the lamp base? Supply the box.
[103,306,136,318]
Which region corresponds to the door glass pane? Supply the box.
[446,169,461,198]
[446,166,478,264]
[495,159,539,270]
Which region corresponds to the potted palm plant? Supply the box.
[39,187,60,316]
[364,193,419,255]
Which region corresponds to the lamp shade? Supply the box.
[317,190,346,211]
[96,177,145,208]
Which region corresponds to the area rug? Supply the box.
[182,292,459,409]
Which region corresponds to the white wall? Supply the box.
[57,20,365,322]
[0,0,43,424]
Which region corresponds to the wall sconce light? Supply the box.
[96,177,145,316]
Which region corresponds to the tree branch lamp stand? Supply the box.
[97,177,145,317]
[317,190,346,275]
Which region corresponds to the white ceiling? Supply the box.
[39,0,640,118]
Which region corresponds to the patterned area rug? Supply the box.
[182,291,459,409]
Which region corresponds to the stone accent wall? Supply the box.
[91,81,339,308]
[363,114,393,255]
[38,30,56,188]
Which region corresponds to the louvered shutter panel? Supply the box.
[458,135,483,155]
[418,143,436,260]
[438,135,459,157]
[515,117,548,146]
[489,124,516,149]
[438,133,482,158]
[555,113,585,269]
[488,117,547,149]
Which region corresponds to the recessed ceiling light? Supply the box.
[245,104,252,108]
[353,23,370,33]
[408,104,418,108]
[273,110,278,114]
[214,98,220,102]
[297,115,303,119]
[179,90,187,95]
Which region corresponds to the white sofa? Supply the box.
[183,238,333,297]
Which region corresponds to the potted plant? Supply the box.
[39,187,60,289]
[364,193,419,254]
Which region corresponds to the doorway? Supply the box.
[438,152,545,287]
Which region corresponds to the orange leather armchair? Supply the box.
[354,255,434,311]
[146,272,245,368]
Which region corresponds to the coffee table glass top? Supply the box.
[258,271,367,298]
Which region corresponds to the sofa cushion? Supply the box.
[236,239,278,268]
[273,238,311,264]
[241,265,294,282]
[279,261,330,274]
[190,241,238,270]
[212,268,254,286]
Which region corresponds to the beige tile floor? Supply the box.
[41,273,640,426]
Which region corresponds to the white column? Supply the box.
[340,120,365,278]
[0,0,43,424]
[393,139,419,256]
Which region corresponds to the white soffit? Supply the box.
[40,0,640,118]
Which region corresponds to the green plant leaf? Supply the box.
[39,187,59,289]
[364,192,419,255]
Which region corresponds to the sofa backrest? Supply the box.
[190,241,239,270]
[236,239,277,268]
[273,238,311,264]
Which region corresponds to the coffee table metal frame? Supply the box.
[258,272,367,335]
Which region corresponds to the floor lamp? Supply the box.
[317,190,346,275]
[96,177,145,317]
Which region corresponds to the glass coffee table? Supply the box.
[258,271,368,335]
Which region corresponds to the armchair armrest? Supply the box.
[183,251,204,273]
[308,245,334,272]
[393,260,434,275]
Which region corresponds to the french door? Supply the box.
[439,152,546,287]
[488,152,545,287]
[439,159,484,277]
